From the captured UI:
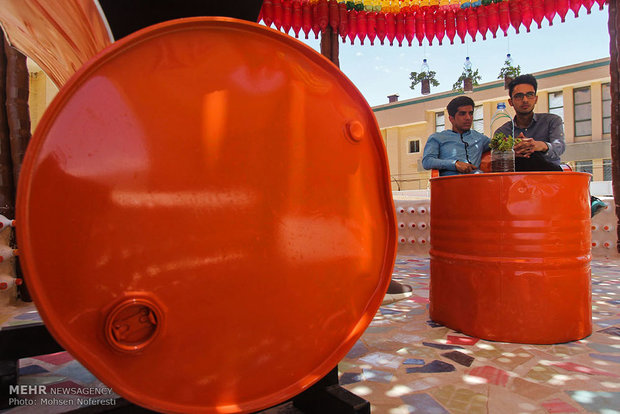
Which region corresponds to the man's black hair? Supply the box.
[446,96,475,117]
[508,74,538,98]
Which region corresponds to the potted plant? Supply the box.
[410,59,439,95]
[498,53,521,89]
[490,131,522,172]
[453,57,481,93]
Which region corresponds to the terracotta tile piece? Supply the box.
[540,398,579,413]
[468,366,510,387]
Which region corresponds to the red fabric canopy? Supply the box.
[260,0,608,46]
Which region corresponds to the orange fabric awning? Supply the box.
[0,0,112,87]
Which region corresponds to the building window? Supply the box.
[602,83,611,134]
[409,140,420,153]
[473,105,484,133]
[548,91,564,122]
[574,86,591,137]
[604,158,612,181]
[575,160,593,175]
[435,111,445,132]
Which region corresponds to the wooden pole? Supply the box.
[4,37,31,301]
[4,37,31,187]
[0,32,15,219]
[320,26,340,68]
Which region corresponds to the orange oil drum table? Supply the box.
[429,172,592,344]
[16,18,397,413]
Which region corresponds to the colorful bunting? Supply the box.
[259,0,609,46]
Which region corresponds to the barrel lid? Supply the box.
[17,17,396,413]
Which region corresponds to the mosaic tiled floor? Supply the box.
[1,255,619,413]
[339,256,620,414]
[0,302,119,413]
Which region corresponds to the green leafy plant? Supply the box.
[452,67,481,92]
[498,57,521,80]
[409,70,439,91]
[490,132,522,151]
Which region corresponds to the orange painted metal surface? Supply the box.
[429,172,592,344]
[0,0,111,86]
[16,18,396,413]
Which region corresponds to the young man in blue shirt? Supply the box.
[422,96,490,176]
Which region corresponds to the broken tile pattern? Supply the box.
[406,360,456,374]
[359,352,404,369]
[401,393,449,414]
[540,397,580,413]
[491,348,535,371]
[0,348,118,411]
[567,390,620,413]
[467,366,510,386]
[422,341,465,351]
[337,256,620,413]
[550,361,620,377]
[431,385,488,414]
[526,364,562,383]
[1,255,619,413]
[589,353,620,364]
[509,377,559,401]
[441,350,474,367]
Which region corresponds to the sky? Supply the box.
[294,6,611,107]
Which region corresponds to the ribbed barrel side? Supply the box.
[429,172,592,344]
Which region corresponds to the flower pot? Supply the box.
[504,76,513,89]
[463,77,473,93]
[491,149,515,172]
[421,78,431,95]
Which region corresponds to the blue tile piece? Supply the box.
[19,365,49,375]
[14,312,40,320]
[568,391,620,413]
[339,372,363,385]
[404,358,425,365]
[406,360,456,373]
[422,342,464,350]
[587,343,620,354]
[401,393,449,414]
[595,318,620,328]
[381,308,401,315]
[598,327,620,337]
[346,341,369,359]
[408,308,426,315]
[589,354,620,364]
[365,326,393,334]
[607,300,620,305]
[53,361,97,384]
[426,320,444,328]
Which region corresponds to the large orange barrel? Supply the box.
[429,172,591,344]
[16,17,396,413]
